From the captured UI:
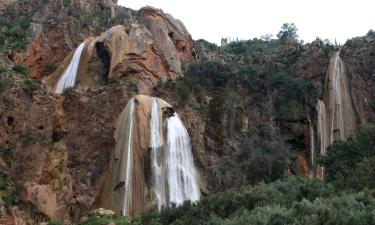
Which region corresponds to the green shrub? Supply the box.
[12,64,30,75]
[0,76,14,92]
[80,215,130,225]
[48,220,64,225]
[24,79,41,93]
[46,63,57,73]
[370,85,375,112]
[0,15,30,50]
[0,172,7,191]
[321,124,375,190]
[95,11,106,25]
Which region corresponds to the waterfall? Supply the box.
[103,96,201,217]
[314,51,356,179]
[166,113,200,205]
[326,51,356,144]
[330,51,345,142]
[55,42,85,94]
[150,98,166,210]
[122,98,135,216]
[316,99,327,178]
[307,114,315,171]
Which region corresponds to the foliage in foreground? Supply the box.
[80,124,375,225]
[81,177,375,225]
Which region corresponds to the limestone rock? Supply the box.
[91,208,115,216]
[24,183,57,219]
[45,6,195,94]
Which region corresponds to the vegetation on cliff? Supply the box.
[1,0,375,223]
[81,124,375,225]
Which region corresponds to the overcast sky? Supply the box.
[118,0,374,45]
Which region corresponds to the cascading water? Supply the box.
[313,51,356,179]
[55,42,85,94]
[307,114,315,174]
[150,98,166,210]
[330,51,346,142]
[325,51,356,144]
[316,99,328,178]
[122,98,135,216]
[103,95,201,217]
[166,113,200,205]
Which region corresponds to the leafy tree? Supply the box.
[320,124,375,189]
[277,23,298,41]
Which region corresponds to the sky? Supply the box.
[118,0,375,45]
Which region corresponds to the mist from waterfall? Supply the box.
[55,42,85,94]
[150,98,166,210]
[166,113,200,205]
[122,99,135,216]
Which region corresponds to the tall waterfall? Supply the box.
[325,51,356,144]
[330,52,345,142]
[103,95,201,217]
[55,42,85,94]
[166,113,200,205]
[150,98,166,210]
[313,51,356,178]
[122,99,135,216]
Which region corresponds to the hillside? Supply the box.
[0,1,374,224]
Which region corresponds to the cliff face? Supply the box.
[44,7,194,94]
[2,0,131,79]
[341,35,375,123]
[1,1,375,224]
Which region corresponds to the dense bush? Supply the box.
[321,124,375,190]
[0,76,14,92]
[0,13,30,50]
[371,84,375,112]
[79,124,375,225]
[12,64,30,75]
[185,60,234,87]
[82,176,375,225]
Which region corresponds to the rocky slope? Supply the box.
[0,1,374,224]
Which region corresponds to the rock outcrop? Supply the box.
[1,0,375,224]
[45,7,195,94]
[3,0,129,79]
[100,95,201,217]
[341,35,375,123]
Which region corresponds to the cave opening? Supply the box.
[7,116,14,126]
[95,42,111,84]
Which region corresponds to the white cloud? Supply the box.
[118,0,375,45]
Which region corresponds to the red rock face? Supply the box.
[0,76,137,223]
[12,29,69,79]
[46,7,196,94]
[139,7,195,66]
[4,0,120,79]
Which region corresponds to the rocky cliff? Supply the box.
[0,1,374,224]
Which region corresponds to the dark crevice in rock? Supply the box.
[168,32,174,39]
[52,131,63,143]
[7,116,14,126]
[95,42,111,83]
